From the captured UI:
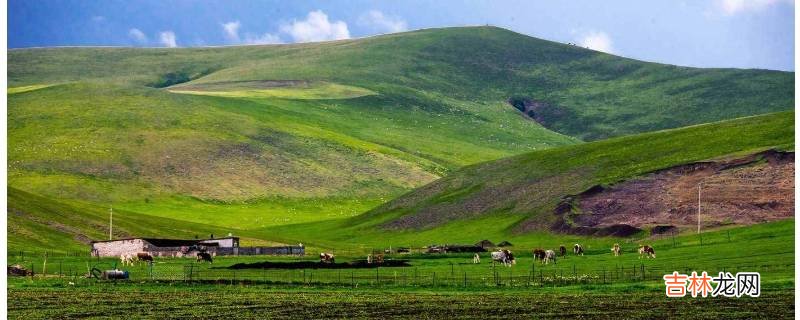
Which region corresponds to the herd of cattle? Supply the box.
[485,243,657,267]
[120,251,213,266]
[120,243,657,267]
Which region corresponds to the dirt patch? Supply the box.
[555,150,793,235]
[507,97,573,130]
[225,259,411,270]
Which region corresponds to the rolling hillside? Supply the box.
[262,111,794,249]
[7,26,794,243]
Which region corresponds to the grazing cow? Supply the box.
[638,245,656,259]
[319,252,335,264]
[120,254,136,266]
[611,244,621,256]
[573,244,584,256]
[491,250,515,267]
[473,253,481,264]
[196,252,213,263]
[559,245,567,257]
[136,252,154,264]
[532,249,545,261]
[543,250,557,265]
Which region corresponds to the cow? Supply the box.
[611,243,621,257]
[559,245,567,257]
[120,254,136,266]
[543,250,557,265]
[573,244,584,256]
[532,249,545,261]
[491,250,515,267]
[196,252,213,263]
[473,253,481,264]
[638,245,656,259]
[319,252,335,264]
[137,252,154,264]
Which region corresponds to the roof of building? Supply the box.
[91,236,239,246]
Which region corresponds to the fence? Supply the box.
[8,255,793,289]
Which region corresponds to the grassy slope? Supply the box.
[261,111,794,249]
[6,26,794,248]
[9,27,793,140]
[6,187,280,252]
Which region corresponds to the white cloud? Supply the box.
[279,10,350,43]
[128,28,148,43]
[244,32,283,45]
[92,15,106,22]
[577,31,614,54]
[716,0,793,15]
[222,21,241,42]
[159,31,177,47]
[357,10,407,33]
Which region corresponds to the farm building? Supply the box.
[475,240,496,249]
[90,236,304,257]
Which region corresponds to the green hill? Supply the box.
[262,111,794,249]
[7,26,794,241]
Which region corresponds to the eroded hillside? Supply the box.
[553,150,794,236]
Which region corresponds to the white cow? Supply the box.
[119,254,136,266]
[491,250,515,267]
[611,243,621,257]
[543,250,557,265]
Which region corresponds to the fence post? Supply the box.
[573,264,576,285]
[539,270,543,287]
[433,272,436,286]
[602,266,606,284]
[641,264,645,281]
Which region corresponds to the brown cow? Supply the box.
[559,245,567,257]
[319,252,335,263]
[137,252,154,263]
[638,245,656,259]
[532,249,546,261]
[196,252,213,263]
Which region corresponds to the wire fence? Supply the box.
[9,256,793,289]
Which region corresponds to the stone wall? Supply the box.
[91,239,146,257]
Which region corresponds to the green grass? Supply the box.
[6,219,794,319]
[8,84,53,94]
[259,111,794,247]
[8,284,793,319]
[9,27,793,141]
[6,26,794,254]
[169,81,376,99]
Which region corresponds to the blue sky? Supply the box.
[8,0,795,71]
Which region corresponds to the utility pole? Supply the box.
[697,183,701,234]
[109,205,113,240]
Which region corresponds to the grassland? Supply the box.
[8,284,793,319]
[7,219,794,319]
[256,111,794,249]
[7,26,793,243]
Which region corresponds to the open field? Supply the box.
[7,220,794,290]
[7,283,794,319]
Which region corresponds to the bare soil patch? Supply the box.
[558,150,793,235]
